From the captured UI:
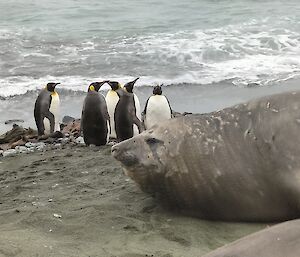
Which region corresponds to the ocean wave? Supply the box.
[0,17,300,96]
[1,72,300,98]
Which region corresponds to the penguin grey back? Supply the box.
[81,82,109,146]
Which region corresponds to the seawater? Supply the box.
[0,0,300,97]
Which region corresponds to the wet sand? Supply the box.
[0,145,267,257]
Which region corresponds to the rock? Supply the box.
[17,146,28,154]
[58,138,69,144]
[25,142,36,148]
[50,131,64,139]
[35,142,46,151]
[62,116,76,124]
[35,142,46,147]
[75,136,85,145]
[62,119,81,137]
[27,147,35,153]
[54,143,61,149]
[0,125,37,144]
[3,149,17,157]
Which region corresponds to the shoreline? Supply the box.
[1,78,300,134]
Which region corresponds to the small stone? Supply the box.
[3,149,17,157]
[36,142,46,147]
[25,142,36,148]
[17,146,28,153]
[54,143,61,149]
[53,213,62,218]
[75,137,85,145]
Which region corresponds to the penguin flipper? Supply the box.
[143,97,150,115]
[133,116,144,134]
[165,96,173,117]
[44,111,55,133]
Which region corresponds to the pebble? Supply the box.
[3,149,17,157]
[58,138,69,143]
[54,143,61,149]
[16,146,28,154]
[25,142,36,148]
[36,142,46,147]
[28,147,35,153]
[75,136,85,145]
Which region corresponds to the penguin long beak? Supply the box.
[54,83,60,87]
[132,77,139,83]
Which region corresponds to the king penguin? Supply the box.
[114,87,143,142]
[105,81,122,140]
[81,81,109,146]
[123,78,141,136]
[34,82,60,135]
[143,85,172,130]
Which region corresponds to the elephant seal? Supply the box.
[202,219,300,257]
[112,91,300,222]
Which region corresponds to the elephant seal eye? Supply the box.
[146,137,163,145]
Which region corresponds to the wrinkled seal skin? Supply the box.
[202,219,300,257]
[112,91,300,222]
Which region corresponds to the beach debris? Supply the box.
[0,124,37,147]
[61,118,81,137]
[4,119,24,125]
[0,118,83,157]
[53,213,62,219]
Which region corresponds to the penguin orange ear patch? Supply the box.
[89,85,95,91]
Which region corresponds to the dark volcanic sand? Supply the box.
[0,146,266,257]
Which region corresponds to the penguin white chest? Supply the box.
[105,90,119,139]
[44,92,60,134]
[133,93,141,136]
[145,95,171,129]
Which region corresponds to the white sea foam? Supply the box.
[0,17,300,97]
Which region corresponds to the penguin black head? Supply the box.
[46,82,60,92]
[88,81,108,92]
[124,77,139,93]
[153,85,162,95]
[107,81,121,91]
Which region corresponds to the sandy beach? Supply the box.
[0,145,267,257]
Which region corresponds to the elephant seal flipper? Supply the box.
[201,219,300,257]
